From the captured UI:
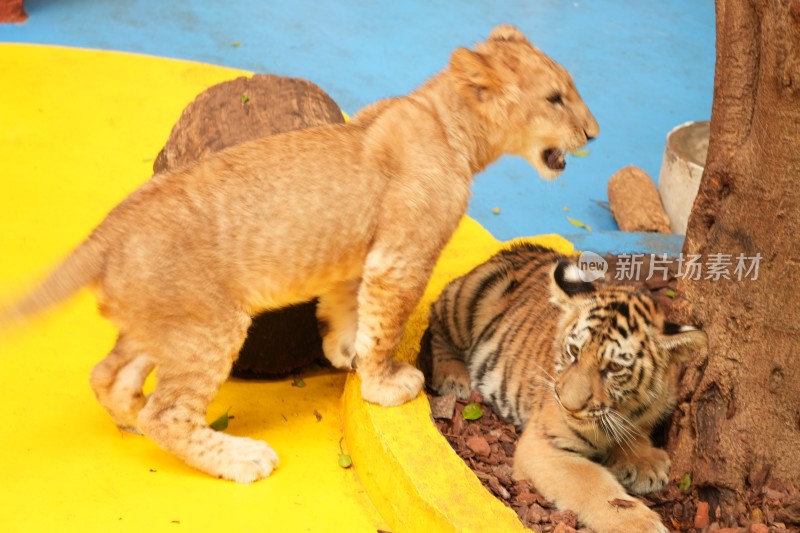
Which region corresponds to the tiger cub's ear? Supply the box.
[657,322,708,363]
[550,260,596,309]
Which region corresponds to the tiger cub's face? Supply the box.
[548,261,706,436]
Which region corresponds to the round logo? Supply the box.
[577,251,608,282]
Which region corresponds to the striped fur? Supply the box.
[423,243,706,533]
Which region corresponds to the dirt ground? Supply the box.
[427,255,799,532]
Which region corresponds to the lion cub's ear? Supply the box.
[449,48,501,100]
[487,24,531,45]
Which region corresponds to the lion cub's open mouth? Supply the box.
[542,148,567,171]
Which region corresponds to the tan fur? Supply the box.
[425,245,707,532]
[2,26,598,482]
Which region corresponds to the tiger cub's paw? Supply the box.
[597,501,668,533]
[430,360,471,400]
[606,446,670,495]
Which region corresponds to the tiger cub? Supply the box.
[422,243,706,533]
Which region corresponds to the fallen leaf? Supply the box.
[679,473,692,491]
[665,289,676,298]
[491,207,501,215]
[567,217,592,231]
[562,206,570,212]
[609,498,636,509]
[337,437,352,468]
[241,94,250,104]
[209,408,231,431]
[571,149,591,157]
[292,377,306,388]
[338,453,353,468]
[231,41,241,47]
[462,402,483,421]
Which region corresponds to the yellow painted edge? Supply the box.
[343,217,574,533]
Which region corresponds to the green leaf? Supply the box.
[241,93,250,104]
[571,149,591,157]
[231,41,241,47]
[679,473,692,491]
[338,453,353,468]
[209,409,231,431]
[462,402,483,421]
[567,217,592,231]
[292,377,306,388]
[665,289,676,299]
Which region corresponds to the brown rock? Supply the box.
[527,503,549,524]
[515,492,542,506]
[154,74,345,378]
[466,435,491,456]
[492,463,514,487]
[550,509,579,528]
[552,523,578,533]
[695,500,711,529]
[607,165,672,233]
[429,393,457,420]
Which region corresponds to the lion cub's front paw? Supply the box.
[200,435,280,484]
[360,361,424,407]
[606,446,670,495]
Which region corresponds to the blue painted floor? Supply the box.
[0,0,715,253]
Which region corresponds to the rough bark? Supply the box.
[668,0,800,522]
[155,74,344,378]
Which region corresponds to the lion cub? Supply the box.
[3,25,598,482]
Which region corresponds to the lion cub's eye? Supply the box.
[547,93,564,105]
[606,361,626,373]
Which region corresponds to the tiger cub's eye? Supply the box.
[567,344,580,361]
[606,361,626,373]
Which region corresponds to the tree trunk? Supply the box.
[667,0,800,525]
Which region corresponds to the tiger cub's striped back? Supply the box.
[422,243,707,532]
[423,244,564,428]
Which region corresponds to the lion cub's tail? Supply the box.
[0,235,107,328]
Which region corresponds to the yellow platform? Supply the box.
[0,44,573,533]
